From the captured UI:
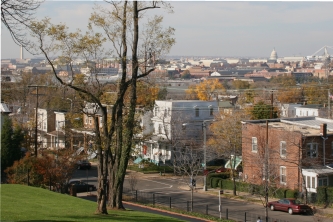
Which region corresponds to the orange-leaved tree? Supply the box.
[186,79,225,101]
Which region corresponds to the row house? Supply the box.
[280,104,328,118]
[37,108,65,150]
[136,100,218,165]
[242,117,333,194]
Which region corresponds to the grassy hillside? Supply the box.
[0,184,184,221]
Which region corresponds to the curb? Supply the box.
[123,201,213,222]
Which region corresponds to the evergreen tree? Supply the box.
[1,117,23,177]
[250,101,278,120]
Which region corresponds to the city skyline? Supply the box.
[1,1,333,59]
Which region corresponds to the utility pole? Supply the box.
[270,91,273,119]
[328,89,331,119]
[265,120,269,222]
[28,85,39,157]
[28,85,48,157]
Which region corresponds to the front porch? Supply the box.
[302,167,333,193]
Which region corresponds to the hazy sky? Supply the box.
[1,1,333,59]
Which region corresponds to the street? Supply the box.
[71,165,332,222]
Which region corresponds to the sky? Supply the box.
[1,1,333,59]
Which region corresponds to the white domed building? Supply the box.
[268,48,278,63]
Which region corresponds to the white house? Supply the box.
[280,103,302,118]
[295,105,324,117]
[135,100,218,165]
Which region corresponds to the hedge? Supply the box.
[327,187,333,205]
[207,173,230,186]
[211,178,221,188]
[316,186,327,204]
[286,189,298,198]
[208,176,300,200]
[274,188,287,199]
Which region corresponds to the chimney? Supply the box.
[321,123,327,138]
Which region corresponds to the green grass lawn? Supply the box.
[0,184,185,222]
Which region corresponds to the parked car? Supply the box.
[67,180,96,193]
[76,159,91,170]
[267,198,312,215]
[215,166,229,173]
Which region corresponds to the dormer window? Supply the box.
[209,105,214,116]
[194,106,199,117]
[154,107,159,116]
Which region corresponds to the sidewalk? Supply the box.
[131,171,333,219]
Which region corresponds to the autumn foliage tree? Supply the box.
[186,79,225,101]
[28,1,175,214]
[208,111,249,195]
[5,150,79,189]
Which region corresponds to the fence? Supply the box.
[122,188,290,222]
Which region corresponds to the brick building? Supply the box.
[242,117,333,193]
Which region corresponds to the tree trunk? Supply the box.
[232,172,236,196]
[107,1,128,210]
[191,187,193,212]
[95,115,108,214]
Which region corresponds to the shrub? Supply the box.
[316,186,327,204]
[218,179,223,189]
[286,189,298,198]
[274,188,287,199]
[221,179,235,190]
[211,177,220,188]
[326,187,333,205]
[207,173,230,186]
[237,182,251,192]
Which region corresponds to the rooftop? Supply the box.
[243,116,333,136]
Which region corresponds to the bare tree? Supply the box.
[173,145,203,212]
[28,1,175,214]
[1,0,43,47]
[242,121,282,222]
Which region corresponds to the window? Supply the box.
[312,177,316,188]
[252,137,258,152]
[165,125,169,137]
[318,177,328,187]
[280,166,286,184]
[331,142,333,156]
[209,106,214,116]
[280,141,287,158]
[306,143,318,158]
[195,107,199,117]
[89,117,92,124]
[43,122,46,130]
[154,107,159,116]
[158,124,163,134]
[306,176,318,189]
